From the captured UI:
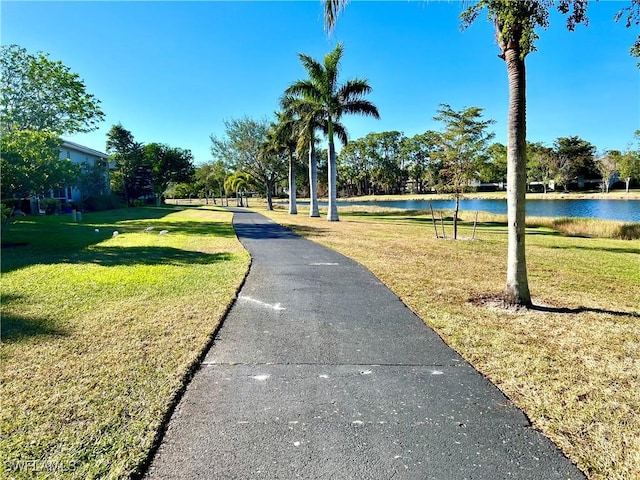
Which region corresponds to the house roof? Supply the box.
[61,140,108,159]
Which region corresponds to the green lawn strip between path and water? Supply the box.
[1,206,249,479]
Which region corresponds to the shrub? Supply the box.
[39,198,61,215]
[615,223,640,240]
[1,203,13,233]
[527,216,640,240]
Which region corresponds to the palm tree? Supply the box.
[270,111,299,215]
[224,171,253,207]
[323,1,589,306]
[281,94,348,218]
[284,43,379,221]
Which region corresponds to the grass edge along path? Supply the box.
[0,206,250,479]
[258,205,640,480]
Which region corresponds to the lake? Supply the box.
[330,198,640,222]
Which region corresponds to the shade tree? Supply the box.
[367,131,407,195]
[400,131,441,194]
[143,143,195,204]
[552,136,597,191]
[106,124,149,205]
[338,137,374,196]
[432,104,495,240]
[526,142,556,193]
[480,142,508,185]
[0,44,104,207]
[0,130,79,203]
[211,117,286,210]
[618,131,640,192]
[595,150,621,193]
[195,160,230,204]
[0,44,104,134]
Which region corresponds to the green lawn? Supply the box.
[260,204,640,480]
[1,206,249,479]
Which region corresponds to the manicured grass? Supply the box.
[259,204,640,480]
[1,206,249,479]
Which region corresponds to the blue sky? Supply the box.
[2,1,638,164]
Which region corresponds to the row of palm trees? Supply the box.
[272,43,380,221]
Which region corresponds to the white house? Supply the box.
[32,140,110,213]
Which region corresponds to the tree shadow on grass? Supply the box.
[234,222,303,240]
[115,220,237,239]
[83,246,234,267]
[543,244,640,255]
[1,314,69,342]
[286,224,333,237]
[1,215,238,274]
[346,209,429,218]
[1,246,235,274]
[470,294,639,319]
[529,304,640,318]
[1,296,69,342]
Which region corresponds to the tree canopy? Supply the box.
[0,44,104,135]
[211,117,287,210]
[432,104,495,239]
[144,143,195,200]
[0,130,78,200]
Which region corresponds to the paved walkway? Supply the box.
[144,210,585,479]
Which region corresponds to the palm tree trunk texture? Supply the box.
[289,153,297,215]
[504,48,531,306]
[327,137,340,222]
[327,139,339,221]
[309,142,320,217]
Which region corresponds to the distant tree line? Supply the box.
[337,129,640,196]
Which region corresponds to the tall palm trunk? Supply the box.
[309,140,320,217]
[327,138,339,221]
[503,47,531,306]
[327,121,339,221]
[288,152,297,214]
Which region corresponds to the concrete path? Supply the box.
[144,210,585,479]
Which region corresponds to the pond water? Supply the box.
[330,198,640,222]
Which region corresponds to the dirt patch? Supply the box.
[468,294,569,315]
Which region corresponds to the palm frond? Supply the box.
[324,0,348,33]
[324,43,343,94]
[342,99,380,119]
[284,80,324,104]
[298,53,326,85]
[332,121,349,145]
[337,78,373,102]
